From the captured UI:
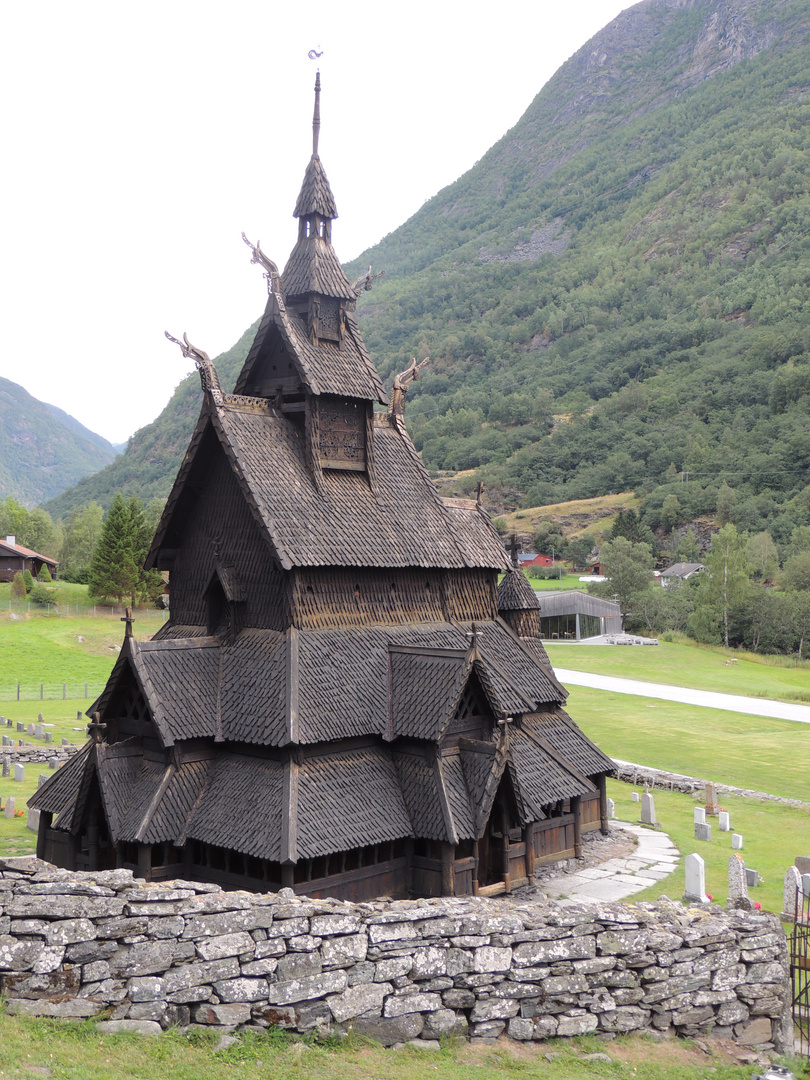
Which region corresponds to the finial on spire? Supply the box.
[312,71,321,156]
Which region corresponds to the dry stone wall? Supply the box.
[0,857,791,1050]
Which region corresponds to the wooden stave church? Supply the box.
[31,77,614,902]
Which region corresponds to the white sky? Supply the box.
[1,0,630,445]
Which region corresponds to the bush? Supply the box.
[28,583,57,606]
[10,572,25,600]
[22,570,34,593]
[38,564,52,583]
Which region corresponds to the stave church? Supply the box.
[31,76,613,901]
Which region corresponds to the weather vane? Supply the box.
[308,47,323,60]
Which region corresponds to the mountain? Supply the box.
[46,0,810,547]
[0,377,118,506]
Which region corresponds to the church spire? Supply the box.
[284,73,354,303]
[312,71,321,157]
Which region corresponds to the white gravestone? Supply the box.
[718,810,731,831]
[731,833,743,850]
[694,822,711,842]
[631,792,639,803]
[683,853,710,903]
[641,791,657,826]
[607,798,615,820]
[27,807,40,833]
[13,763,24,783]
[694,807,706,825]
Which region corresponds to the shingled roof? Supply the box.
[148,402,508,574]
[293,154,338,219]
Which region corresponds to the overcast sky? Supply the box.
[1,0,630,445]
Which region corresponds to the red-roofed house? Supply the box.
[0,536,58,582]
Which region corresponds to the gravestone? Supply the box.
[683,853,709,903]
[27,807,40,833]
[61,738,69,747]
[803,874,810,898]
[795,856,810,875]
[34,725,44,739]
[641,790,657,826]
[631,792,639,803]
[26,724,35,737]
[731,833,744,850]
[607,798,615,820]
[38,774,48,789]
[694,822,712,842]
[16,723,24,733]
[1,736,11,747]
[1,758,8,778]
[76,711,83,722]
[705,781,720,815]
[782,866,802,919]
[48,758,59,770]
[718,810,731,831]
[13,763,24,783]
[5,718,10,727]
[45,732,52,744]
[694,807,706,825]
[3,797,15,819]
[745,867,761,887]
[37,713,43,722]
[727,853,751,910]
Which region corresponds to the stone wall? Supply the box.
[0,856,791,1050]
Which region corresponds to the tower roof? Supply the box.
[293,155,338,220]
[497,568,541,611]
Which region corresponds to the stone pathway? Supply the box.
[538,822,680,905]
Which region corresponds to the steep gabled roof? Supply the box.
[234,291,385,402]
[149,400,507,574]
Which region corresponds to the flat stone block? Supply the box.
[731,834,743,850]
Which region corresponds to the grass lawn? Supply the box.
[0,1015,788,1080]
[528,575,585,591]
[606,779,807,915]
[549,639,810,703]
[0,592,166,700]
[567,685,810,802]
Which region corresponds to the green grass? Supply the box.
[0,1014,792,1080]
[0,585,166,694]
[607,779,808,915]
[568,685,810,802]
[527,574,585,591]
[549,639,810,703]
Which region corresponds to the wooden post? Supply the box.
[441,842,454,897]
[473,840,481,896]
[281,864,295,890]
[524,822,535,880]
[137,843,151,881]
[572,795,582,858]
[598,773,609,835]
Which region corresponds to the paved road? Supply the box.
[540,822,679,905]
[554,668,810,724]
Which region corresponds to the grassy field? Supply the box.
[528,574,585,591]
[503,492,642,542]
[0,1015,791,1080]
[605,779,805,915]
[567,685,810,802]
[549,639,810,703]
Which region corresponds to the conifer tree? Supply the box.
[88,494,140,604]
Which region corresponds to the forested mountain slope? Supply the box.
[48,0,810,545]
[0,378,117,507]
